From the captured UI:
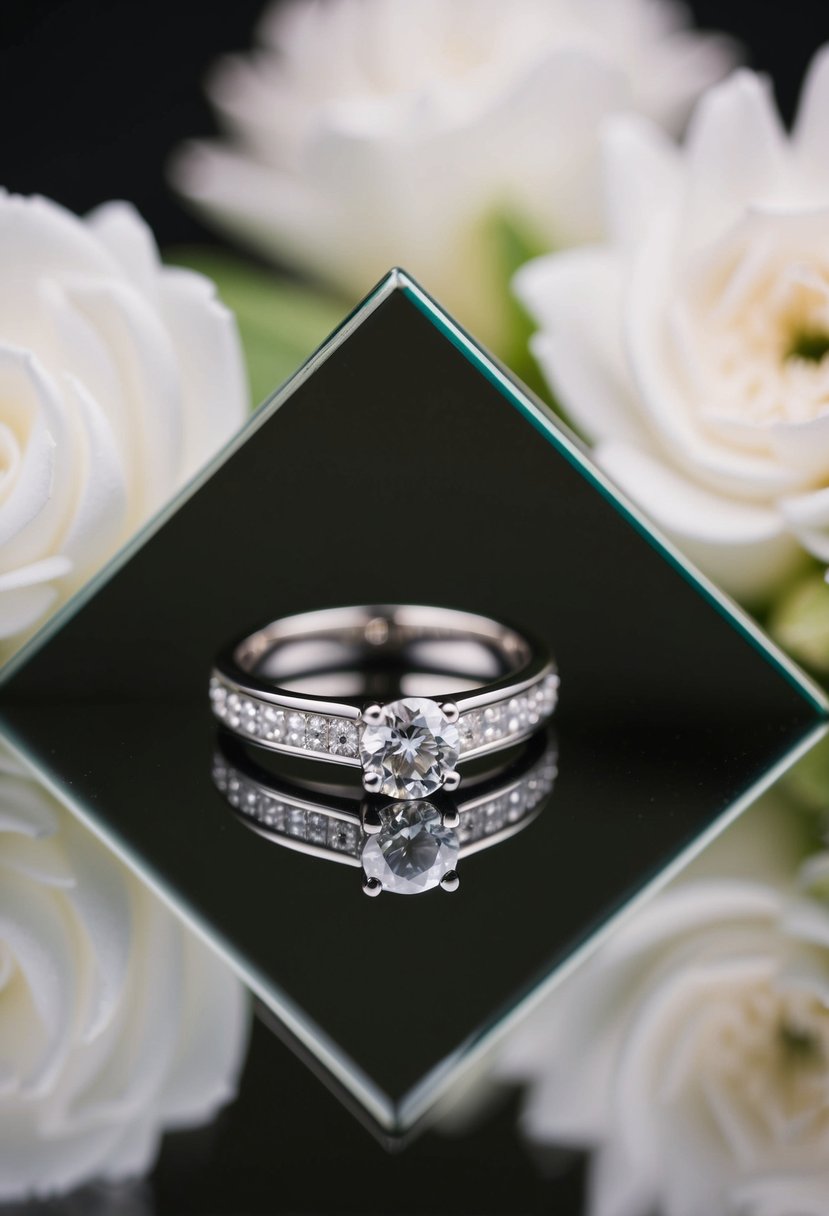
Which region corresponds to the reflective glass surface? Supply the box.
[0,270,825,1135]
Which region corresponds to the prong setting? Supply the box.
[441,806,460,829]
[442,769,461,793]
[440,870,460,892]
[361,802,383,835]
[362,874,383,897]
[441,701,460,724]
[362,770,383,794]
[362,703,385,726]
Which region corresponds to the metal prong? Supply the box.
[361,803,383,835]
[362,770,383,794]
[362,703,384,726]
[441,806,460,829]
[362,874,383,897]
[442,769,461,793]
[440,870,460,892]
[441,701,460,724]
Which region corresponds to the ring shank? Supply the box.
[235,605,531,682]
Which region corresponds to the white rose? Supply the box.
[497,796,829,1216]
[0,190,247,647]
[171,0,733,348]
[516,48,829,603]
[0,748,251,1201]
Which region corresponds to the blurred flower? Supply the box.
[171,0,733,349]
[516,48,829,604]
[0,747,251,1201]
[0,191,247,648]
[497,795,829,1216]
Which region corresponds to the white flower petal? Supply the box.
[515,248,646,445]
[155,931,250,1124]
[60,816,133,1044]
[769,412,829,481]
[625,221,802,501]
[0,773,59,837]
[0,873,78,1096]
[684,69,788,247]
[62,277,184,517]
[56,375,128,581]
[780,486,829,562]
[0,834,74,886]
[171,142,336,284]
[597,440,803,601]
[85,201,161,304]
[158,267,247,473]
[0,348,74,571]
[0,579,59,639]
[792,44,829,187]
[601,114,682,250]
[39,275,137,506]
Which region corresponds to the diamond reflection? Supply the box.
[212,730,557,896]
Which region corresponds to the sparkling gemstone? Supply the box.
[359,696,460,799]
[287,807,307,837]
[307,811,329,844]
[239,700,260,735]
[507,697,528,734]
[286,712,306,748]
[459,710,483,752]
[361,802,459,894]
[261,706,287,742]
[306,715,328,751]
[483,703,506,743]
[328,818,360,853]
[329,718,358,758]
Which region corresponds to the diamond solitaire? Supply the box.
[360,697,461,799]
[212,605,558,801]
[361,802,459,894]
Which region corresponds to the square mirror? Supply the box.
[1,269,825,1134]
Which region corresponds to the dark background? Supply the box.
[2,4,828,1214]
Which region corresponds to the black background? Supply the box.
[3,3,828,1213]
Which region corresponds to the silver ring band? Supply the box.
[210,605,558,800]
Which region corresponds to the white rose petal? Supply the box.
[496,794,829,1216]
[0,750,251,1201]
[0,190,247,649]
[517,48,829,602]
[171,0,734,348]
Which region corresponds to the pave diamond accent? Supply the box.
[329,718,358,757]
[457,671,559,754]
[361,802,459,894]
[210,667,558,765]
[359,696,461,799]
[306,715,328,751]
[262,706,287,743]
[286,712,306,748]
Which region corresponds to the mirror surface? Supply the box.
[0,272,823,1131]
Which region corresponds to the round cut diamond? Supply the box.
[360,696,460,798]
[361,802,459,894]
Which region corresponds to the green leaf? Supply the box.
[485,209,551,401]
[768,567,829,676]
[166,248,348,408]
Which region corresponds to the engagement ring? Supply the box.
[210,605,558,800]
